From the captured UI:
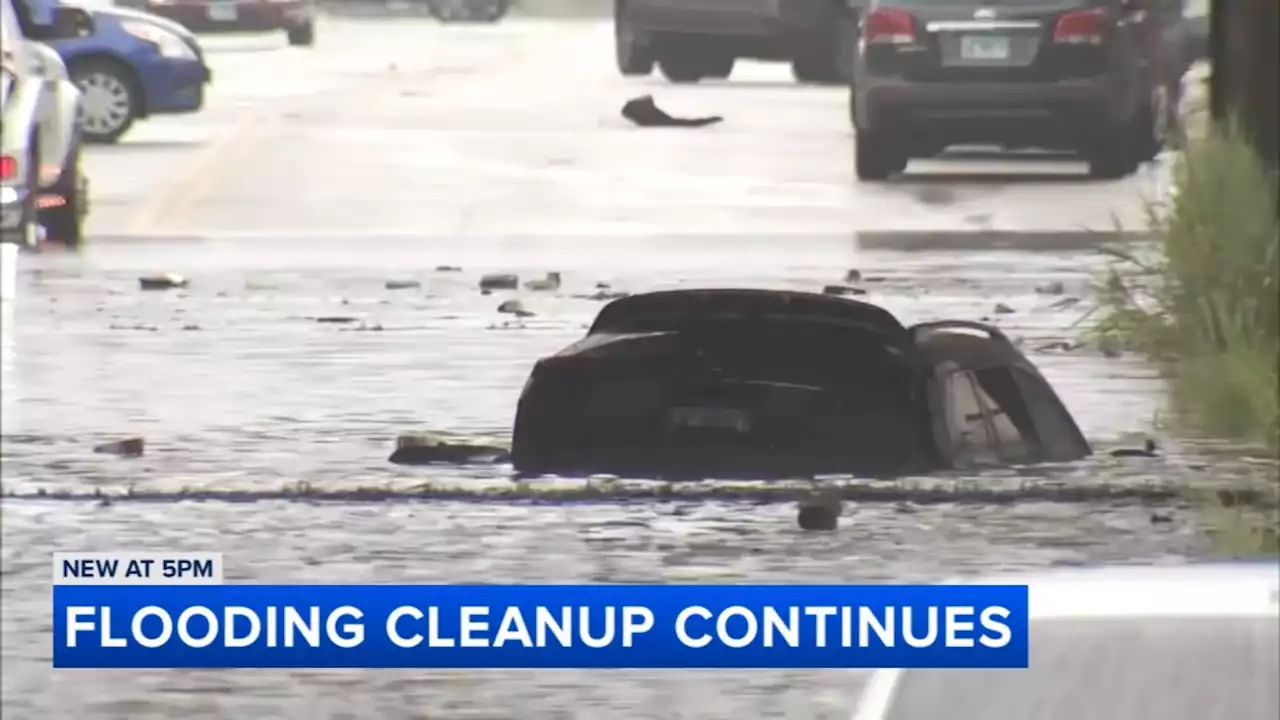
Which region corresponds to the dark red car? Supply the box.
[119,0,316,46]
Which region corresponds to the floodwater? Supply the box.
[1,16,1275,720]
[4,234,1273,720]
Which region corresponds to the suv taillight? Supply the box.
[0,156,17,181]
[1053,8,1107,45]
[864,7,917,45]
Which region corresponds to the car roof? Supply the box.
[588,289,910,338]
[956,562,1280,619]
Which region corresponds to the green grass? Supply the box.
[1093,120,1279,556]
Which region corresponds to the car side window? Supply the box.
[942,370,1000,467]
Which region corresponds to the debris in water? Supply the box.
[797,501,841,531]
[1051,296,1083,310]
[524,272,561,292]
[844,269,862,283]
[1036,281,1066,295]
[385,279,421,290]
[1149,511,1175,524]
[435,265,462,272]
[181,323,201,331]
[315,316,359,324]
[389,433,509,466]
[622,95,723,128]
[497,299,535,317]
[139,274,187,291]
[1111,439,1158,458]
[94,437,145,457]
[822,284,866,297]
[993,302,1016,314]
[575,290,630,301]
[479,273,519,291]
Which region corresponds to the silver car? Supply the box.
[850,563,1280,720]
[1,0,89,250]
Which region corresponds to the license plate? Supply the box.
[669,406,751,433]
[960,35,1011,61]
[207,3,238,21]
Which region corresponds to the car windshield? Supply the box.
[879,616,1280,720]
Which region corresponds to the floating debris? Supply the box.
[139,274,187,291]
[435,265,462,272]
[993,302,1016,314]
[385,279,421,290]
[1111,439,1159,458]
[797,501,841,531]
[497,299,535,317]
[822,285,866,297]
[844,269,862,283]
[389,433,510,466]
[1036,280,1066,295]
[479,274,519,291]
[524,272,561,292]
[93,437,145,458]
[315,316,359,324]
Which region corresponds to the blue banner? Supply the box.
[53,584,1028,669]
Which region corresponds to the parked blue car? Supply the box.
[13,0,211,143]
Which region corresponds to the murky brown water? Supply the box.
[2,234,1274,719]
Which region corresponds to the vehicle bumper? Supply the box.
[0,186,37,247]
[629,0,837,37]
[147,2,313,33]
[855,75,1125,146]
[136,55,211,115]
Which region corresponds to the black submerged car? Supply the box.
[511,289,1090,480]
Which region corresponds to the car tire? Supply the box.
[657,51,706,84]
[614,1,654,77]
[14,134,41,249]
[287,20,316,46]
[701,54,735,80]
[39,138,88,250]
[855,130,903,181]
[68,59,140,145]
[1086,115,1143,180]
[791,7,856,85]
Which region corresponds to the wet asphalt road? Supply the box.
[1,17,1271,720]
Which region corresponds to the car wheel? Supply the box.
[1086,133,1139,179]
[469,0,509,22]
[791,52,839,84]
[287,20,316,46]
[39,139,88,250]
[14,135,41,249]
[69,59,139,145]
[701,54,735,80]
[614,1,654,77]
[657,51,706,84]
[855,130,902,181]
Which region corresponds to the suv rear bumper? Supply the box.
[854,75,1127,148]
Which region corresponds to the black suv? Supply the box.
[614,0,864,84]
[849,0,1176,180]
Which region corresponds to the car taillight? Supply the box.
[864,7,917,45]
[1053,8,1107,45]
[0,156,16,181]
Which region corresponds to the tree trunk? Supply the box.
[1211,0,1279,172]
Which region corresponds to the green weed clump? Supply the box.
[1094,121,1279,555]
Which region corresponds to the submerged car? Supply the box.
[850,562,1280,720]
[510,289,1090,480]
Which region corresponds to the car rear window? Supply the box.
[879,616,1280,720]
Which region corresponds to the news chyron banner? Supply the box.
[52,552,1030,669]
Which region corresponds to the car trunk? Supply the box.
[511,321,933,479]
[865,1,1113,83]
